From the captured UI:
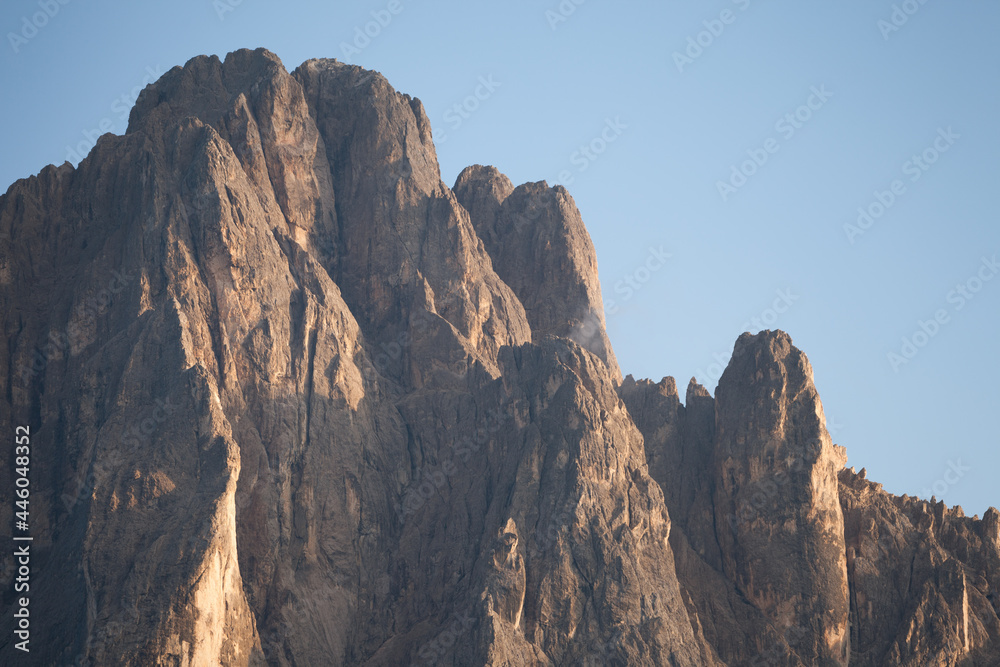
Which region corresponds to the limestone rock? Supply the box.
[0,48,997,667]
[840,468,1000,666]
[454,166,620,381]
[712,331,850,666]
[623,330,1000,666]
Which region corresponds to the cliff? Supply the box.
[0,48,997,666]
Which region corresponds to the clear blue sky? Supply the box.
[2,0,997,516]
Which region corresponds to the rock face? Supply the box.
[453,165,621,381]
[839,471,1000,666]
[622,333,1000,667]
[0,48,997,666]
[713,332,850,666]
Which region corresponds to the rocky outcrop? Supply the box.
[454,165,620,381]
[620,333,849,666]
[0,48,997,666]
[622,332,1000,667]
[840,468,1000,666]
[712,331,850,666]
[619,376,718,570]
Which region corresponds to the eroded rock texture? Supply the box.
[0,48,997,666]
[622,332,1000,667]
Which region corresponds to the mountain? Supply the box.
[1,48,997,666]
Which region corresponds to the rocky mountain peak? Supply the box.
[714,330,850,665]
[0,50,997,666]
[685,376,712,403]
[454,169,620,381]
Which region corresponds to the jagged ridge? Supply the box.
[0,48,997,666]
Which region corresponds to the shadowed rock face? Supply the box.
[621,332,1000,667]
[713,332,850,666]
[454,165,621,382]
[0,48,997,666]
